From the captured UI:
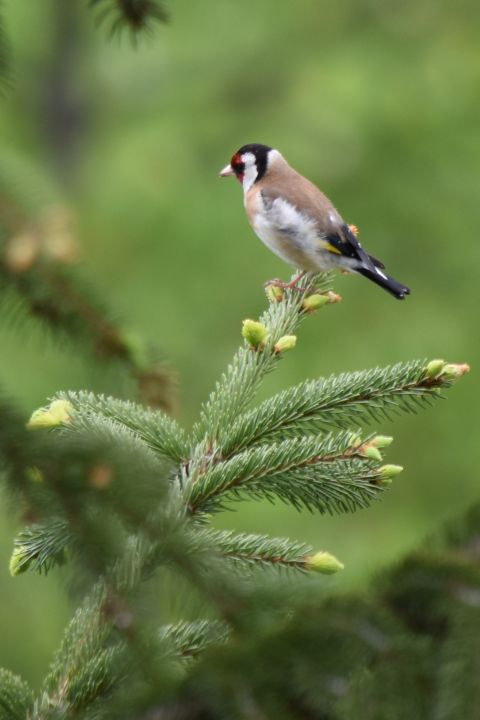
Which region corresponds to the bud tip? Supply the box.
[9,547,29,576]
[242,319,268,350]
[27,399,73,430]
[306,551,344,575]
[274,335,297,353]
[362,445,383,462]
[379,464,403,480]
[371,435,393,449]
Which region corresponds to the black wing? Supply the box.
[325,224,410,299]
[324,223,377,272]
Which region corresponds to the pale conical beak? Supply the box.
[219,163,234,177]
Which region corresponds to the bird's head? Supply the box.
[219,143,274,190]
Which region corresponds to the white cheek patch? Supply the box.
[241,152,258,192]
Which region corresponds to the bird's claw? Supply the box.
[264,271,307,292]
[264,279,306,293]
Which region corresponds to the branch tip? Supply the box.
[274,335,297,354]
[242,319,268,350]
[378,464,404,483]
[305,551,344,574]
[26,399,73,430]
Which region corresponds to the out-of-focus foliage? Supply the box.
[0,279,470,717]
[90,0,169,37]
[0,4,10,91]
[0,0,477,690]
[177,504,480,720]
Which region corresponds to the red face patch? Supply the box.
[230,153,245,183]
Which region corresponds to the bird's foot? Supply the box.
[264,271,306,292]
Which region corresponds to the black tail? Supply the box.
[357,265,410,300]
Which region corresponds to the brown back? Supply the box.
[251,154,343,234]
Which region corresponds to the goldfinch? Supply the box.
[220,143,410,299]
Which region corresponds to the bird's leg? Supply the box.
[264,270,307,292]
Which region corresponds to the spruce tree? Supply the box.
[0,5,475,719]
[0,266,470,719]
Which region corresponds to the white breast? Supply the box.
[248,195,328,271]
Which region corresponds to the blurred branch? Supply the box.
[89,0,169,37]
[38,585,123,718]
[58,390,189,462]
[0,253,174,410]
[0,2,10,93]
[41,0,89,185]
[0,394,34,491]
[159,620,230,661]
[0,669,34,720]
[9,518,72,576]
[0,151,174,410]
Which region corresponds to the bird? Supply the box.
[219,143,410,299]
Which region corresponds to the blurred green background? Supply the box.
[0,0,478,688]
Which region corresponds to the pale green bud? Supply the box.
[27,399,73,430]
[363,445,382,462]
[242,319,268,349]
[379,464,403,479]
[306,551,344,575]
[303,294,330,311]
[265,285,284,303]
[371,435,393,449]
[425,359,445,378]
[9,546,30,576]
[274,335,297,353]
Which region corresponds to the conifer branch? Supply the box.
[36,587,122,718]
[434,605,480,719]
[9,519,71,576]
[0,669,34,720]
[219,359,462,457]
[159,620,230,660]
[0,236,470,718]
[187,431,390,514]
[58,390,189,463]
[0,395,36,490]
[11,407,176,585]
[377,501,480,635]
[201,528,316,573]
[192,271,335,447]
[51,411,172,533]
[89,0,169,36]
